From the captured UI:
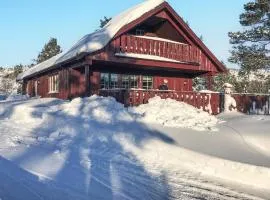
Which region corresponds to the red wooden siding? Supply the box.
[90,72,101,95]
[69,68,85,98]
[25,68,71,99]
[233,94,270,114]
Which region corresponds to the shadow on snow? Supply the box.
[1,98,175,200]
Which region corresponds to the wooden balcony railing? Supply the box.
[113,35,201,64]
[99,89,221,115]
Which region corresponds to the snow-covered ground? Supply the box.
[0,96,269,200]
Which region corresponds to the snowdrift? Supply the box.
[0,95,269,198]
[130,97,218,131]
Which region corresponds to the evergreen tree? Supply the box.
[199,35,204,41]
[228,0,270,74]
[213,72,244,93]
[35,38,62,64]
[13,64,23,78]
[193,77,207,91]
[100,16,112,28]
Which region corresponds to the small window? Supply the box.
[49,73,59,93]
[135,29,145,36]
[142,76,153,90]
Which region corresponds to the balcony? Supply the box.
[113,35,201,64]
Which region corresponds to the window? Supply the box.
[122,75,129,89]
[110,74,118,89]
[121,75,138,89]
[130,75,138,89]
[100,73,109,89]
[135,29,145,36]
[49,73,59,93]
[142,76,153,90]
[100,73,119,89]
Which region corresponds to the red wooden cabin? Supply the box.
[17,0,226,108]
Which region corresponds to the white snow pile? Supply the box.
[61,96,133,124]
[0,96,270,199]
[5,94,29,102]
[130,97,218,131]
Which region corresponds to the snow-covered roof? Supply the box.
[18,0,165,80]
[17,53,64,81]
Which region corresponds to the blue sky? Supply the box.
[0,0,249,68]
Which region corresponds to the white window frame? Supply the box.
[48,73,59,93]
[121,75,138,89]
[142,76,153,90]
[100,73,119,89]
[110,74,118,89]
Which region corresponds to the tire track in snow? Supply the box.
[222,123,270,161]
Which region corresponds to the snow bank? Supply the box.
[118,134,270,191]
[61,95,133,124]
[130,97,218,131]
[1,95,270,197]
[0,95,6,101]
[5,94,29,102]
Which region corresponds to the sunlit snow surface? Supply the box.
[0,96,269,200]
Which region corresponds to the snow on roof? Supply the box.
[17,53,64,81]
[18,0,165,80]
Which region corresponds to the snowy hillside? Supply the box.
[0,68,18,97]
[0,96,270,199]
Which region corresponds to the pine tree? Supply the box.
[13,64,23,78]
[228,0,270,74]
[213,72,243,93]
[35,38,62,64]
[99,16,112,28]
